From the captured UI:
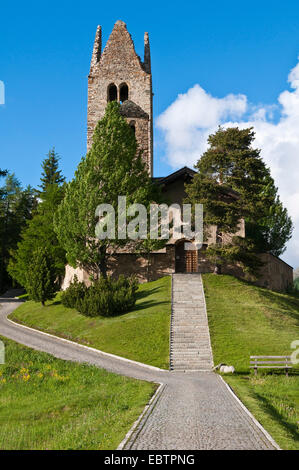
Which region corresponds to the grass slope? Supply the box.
[203,273,299,450]
[10,276,171,369]
[0,336,154,450]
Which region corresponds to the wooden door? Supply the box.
[175,241,198,273]
[186,249,198,273]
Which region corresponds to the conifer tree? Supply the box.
[186,126,292,274]
[39,148,65,193]
[0,173,35,290]
[8,183,66,287]
[26,247,57,305]
[54,102,162,278]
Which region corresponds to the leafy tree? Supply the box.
[186,126,292,274]
[8,183,66,288]
[26,247,57,305]
[39,148,65,193]
[0,173,35,290]
[55,101,163,278]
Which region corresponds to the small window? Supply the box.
[107,83,117,102]
[119,83,128,103]
[129,120,136,135]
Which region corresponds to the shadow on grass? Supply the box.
[254,392,299,445]
[135,286,170,312]
[136,286,162,300]
[133,299,169,311]
[257,289,299,324]
[232,369,299,378]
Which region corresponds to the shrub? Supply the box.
[61,275,87,309]
[61,275,138,317]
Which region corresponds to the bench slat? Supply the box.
[250,356,291,359]
[250,365,292,369]
[250,360,292,365]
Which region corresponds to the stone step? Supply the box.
[170,273,213,371]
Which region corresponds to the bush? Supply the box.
[61,275,138,317]
[61,275,87,309]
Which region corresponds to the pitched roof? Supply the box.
[153,166,196,185]
[120,100,149,119]
[153,166,240,199]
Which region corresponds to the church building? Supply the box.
[62,20,293,292]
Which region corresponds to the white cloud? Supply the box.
[157,61,299,268]
[157,85,247,168]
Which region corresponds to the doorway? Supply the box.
[175,240,198,273]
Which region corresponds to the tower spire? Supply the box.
[144,32,151,73]
[90,25,102,74]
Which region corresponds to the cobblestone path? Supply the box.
[123,373,276,450]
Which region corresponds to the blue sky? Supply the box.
[1,0,299,267]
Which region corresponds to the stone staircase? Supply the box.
[170,274,213,371]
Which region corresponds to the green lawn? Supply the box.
[10,276,171,369]
[203,273,299,450]
[0,336,155,450]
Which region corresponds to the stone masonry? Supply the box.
[87,21,153,175]
[170,274,214,371]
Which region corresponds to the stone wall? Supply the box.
[62,249,292,292]
[87,21,153,175]
[198,249,293,292]
[257,253,293,292]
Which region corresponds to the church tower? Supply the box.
[87,21,153,176]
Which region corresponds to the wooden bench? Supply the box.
[250,356,292,376]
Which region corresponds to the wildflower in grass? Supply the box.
[37,372,43,379]
[0,378,6,384]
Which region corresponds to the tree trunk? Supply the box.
[99,246,107,279]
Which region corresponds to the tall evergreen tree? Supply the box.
[54,101,163,278]
[0,173,35,290]
[0,169,7,199]
[8,183,66,288]
[26,247,57,305]
[39,148,65,193]
[186,126,292,274]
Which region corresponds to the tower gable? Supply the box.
[87,21,153,175]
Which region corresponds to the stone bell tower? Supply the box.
[87,20,153,176]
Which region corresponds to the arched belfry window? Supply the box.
[107,83,117,102]
[119,83,129,103]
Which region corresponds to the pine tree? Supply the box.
[39,148,65,193]
[8,184,66,288]
[0,173,35,290]
[26,247,57,305]
[186,126,292,274]
[54,101,163,278]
